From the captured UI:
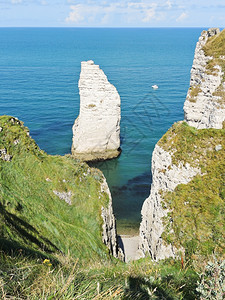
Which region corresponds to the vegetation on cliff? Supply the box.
[0,115,205,299]
[0,116,203,299]
[203,29,225,104]
[0,115,110,262]
[159,122,225,259]
[1,28,224,299]
[203,28,225,76]
[1,251,201,299]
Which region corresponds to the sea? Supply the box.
[0,27,203,233]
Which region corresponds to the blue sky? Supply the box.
[1,0,225,27]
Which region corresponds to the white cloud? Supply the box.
[128,2,144,9]
[142,3,158,23]
[176,11,188,22]
[65,5,84,23]
[64,1,177,26]
[11,0,22,3]
[166,0,172,9]
[65,2,122,25]
[142,7,156,22]
[127,2,160,23]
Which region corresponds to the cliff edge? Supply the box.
[0,115,121,261]
[71,60,121,161]
[184,28,225,129]
[139,28,225,261]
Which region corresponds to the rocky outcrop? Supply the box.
[101,177,124,261]
[0,148,12,161]
[72,60,121,161]
[184,28,225,129]
[139,144,201,261]
[53,190,72,205]
[139,28,225,261]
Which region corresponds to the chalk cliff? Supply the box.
[101,177,124,261]
[139,143,201,260]
[72,60,121,161]
[139,28,225,260]
[184,28,225,129]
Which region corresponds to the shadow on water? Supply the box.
[90,157,152,233]
[111,171,152,221]
[110,172,152,223]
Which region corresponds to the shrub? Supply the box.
[196,258,225,299]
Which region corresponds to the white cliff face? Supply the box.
[184,28,225,129]
[72,60,121,161]
[139,28,225,261]
[101,177,124,261]
[139,144,201,261]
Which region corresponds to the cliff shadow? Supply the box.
[123,274,198,299]
[0,202,60,255]
[0,238,59,265]
[117,235,124,253]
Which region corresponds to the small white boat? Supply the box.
[152,84,158,89]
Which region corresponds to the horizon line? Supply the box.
[0,26,218,29]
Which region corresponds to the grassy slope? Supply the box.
[0,115,110,263]
[0,116,201,299]
[158,122,225,258]
[0,252,199,299]
[203,28,225,76]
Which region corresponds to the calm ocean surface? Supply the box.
[0,28,203,232]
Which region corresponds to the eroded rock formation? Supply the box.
[184,28,225,129]
[139,28,225,261]
[139,144,201,260]
[72,60,121,161]
[101,176,124,261]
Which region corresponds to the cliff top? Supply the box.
[203,28,225,79]
[158,121,225,167]
[183,28,225,129]
[203,28,225,58]
[158,121,225,257]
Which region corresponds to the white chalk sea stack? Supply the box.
[72,60,121,161]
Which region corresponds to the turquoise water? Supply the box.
[0,28,203,230]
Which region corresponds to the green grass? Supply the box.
[88,104,96,108]
[188,85,202,103]
[0,115,110,263]
[186,29,225,105]
[158,121,225,167]
[0,251,200,299]
[0,116,223,299]
[203,29,225,59]
[203,29,225,104]
[158,122,225,258]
